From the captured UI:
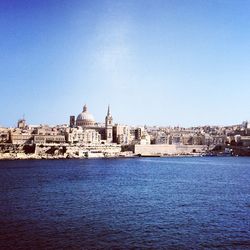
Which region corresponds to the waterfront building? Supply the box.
[155,131,168,144]
[138,134,151,145]
[132,127,151,145]
[113,124,131,144]
[193,134,205,145]
[212,135,227,145]
[167,134,173,144]
[204,134,214,146]
[10,129,34,145]
[234,135,250,146]
[34,135,65,144]
[0,128,10,143]
[172,134,181,145]
[181,134,194,145]
[240,136,250,146]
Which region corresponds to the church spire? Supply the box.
[107,105,111,116]
[105,104,113,143]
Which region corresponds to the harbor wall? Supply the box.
[0,143,123,159]
[134,144,206,156]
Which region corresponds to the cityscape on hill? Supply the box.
[1,103,250,159]
[1,1,250,249]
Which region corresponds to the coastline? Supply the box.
[0,152,238,161]
[0,143,206,161]
[1,143,248,161]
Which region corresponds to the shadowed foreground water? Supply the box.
[0,157,250,249]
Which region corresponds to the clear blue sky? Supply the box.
[0,0,249,127]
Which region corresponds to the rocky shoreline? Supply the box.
[1,142,248,161]
[0,152,206,160]
[0,151,135,160]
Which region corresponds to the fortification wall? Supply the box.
[134,144,206,156]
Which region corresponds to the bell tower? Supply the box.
[105,105,113,143]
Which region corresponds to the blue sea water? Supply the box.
[0,157,250,249]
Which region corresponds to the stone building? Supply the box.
[70,104,114,144]
[113,124,131,144]
[234,135,250,146]
[0,128,10,143]
[69,116,75,128]
[34,135,65,144]
[65,127,101,144]
[155,131,168,144]
[10,129,34,145]
[17,119,26,129]
[132,127,151,145]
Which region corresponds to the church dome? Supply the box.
[76,105,95,127]
[77,112,95,122]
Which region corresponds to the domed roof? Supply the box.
[76,105,95,122]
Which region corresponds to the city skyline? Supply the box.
[1,102,248,129]
[1,0,250,127]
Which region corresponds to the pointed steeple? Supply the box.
[107,105,111,116]
[105,104,113,143]
[105,104,113,123]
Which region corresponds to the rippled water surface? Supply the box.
[0,157,250,249]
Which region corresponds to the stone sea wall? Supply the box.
[134,144,207,156]
[0,143,209,160]
[0,143,133,160]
